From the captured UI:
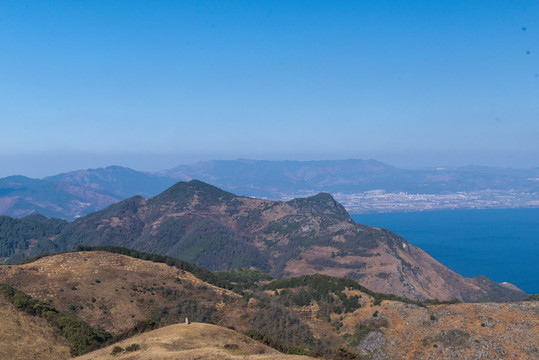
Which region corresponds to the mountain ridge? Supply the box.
[159,159,539,195]
[1,159,538,219]
[0,166,177,220]
[5,180,525,303]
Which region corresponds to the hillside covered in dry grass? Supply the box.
[76,322,312,360]
[0,296,71,360]
[1,250,537,359]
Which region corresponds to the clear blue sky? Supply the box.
[1,0,538,177]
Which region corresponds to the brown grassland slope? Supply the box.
[0,251,324,355]
[0,251,239,334]
[76,322,312,360]
[0,296,71,360]
[260,281,538,359]
[1,250,537,359]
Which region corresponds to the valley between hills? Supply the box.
[0,180,537,359]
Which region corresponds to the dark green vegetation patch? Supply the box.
[0,283,111,356]
[264,274,459,309]
[0,215,66,263]
[214,267,272,284]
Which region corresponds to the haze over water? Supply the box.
[353,208,539,294]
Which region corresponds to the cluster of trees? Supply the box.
[245,329,311,356]
[0,283,111,355]
[0,215,66,261]
[152,217,268,271]
[263,273,459,309]
[246,297,319,355]
[214,267,272,284]
[264,274,363,315]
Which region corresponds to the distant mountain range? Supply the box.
[1,180,526,302]
[159,159,539,197]
[0,166,177,219]
[1,159,538,219]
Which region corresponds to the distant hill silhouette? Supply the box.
[1,159,537,219]
[0,166,177,219]
[158,159,539,197]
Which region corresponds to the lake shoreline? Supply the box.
[352,208,539,294]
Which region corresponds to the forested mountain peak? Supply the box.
[149,179,237,207]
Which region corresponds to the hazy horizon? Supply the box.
[1,1,538,178]
[1,151,538,179]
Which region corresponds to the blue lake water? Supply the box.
[351,208,539,294]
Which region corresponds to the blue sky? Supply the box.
[1,0,538,177]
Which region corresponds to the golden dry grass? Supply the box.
[0,251,240,333]
[2,251,536,359]
[76,322,312,360]
[0,297,71,360]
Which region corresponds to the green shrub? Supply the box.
[245,329,285,353]
[125,343,140,352]
[214,268,272,284]
[111,346,123,355]
[334,347,360,359]
[0,283,111,356]
[288,346,311,355]
[348,318,388,347]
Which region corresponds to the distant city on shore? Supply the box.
[1,159,537,219]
